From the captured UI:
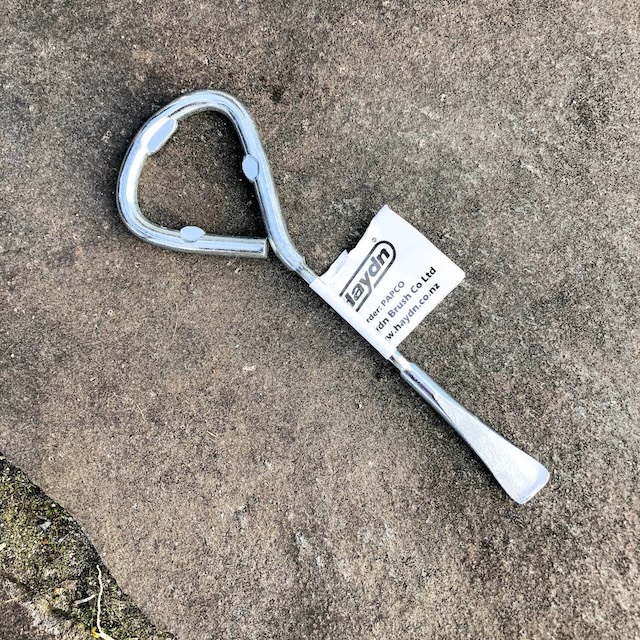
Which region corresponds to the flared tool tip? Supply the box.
[509,464,550,505]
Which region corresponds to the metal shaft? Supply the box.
[301,262,549,504]
[389,353,549,503]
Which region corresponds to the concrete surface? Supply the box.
[1,1,639,638]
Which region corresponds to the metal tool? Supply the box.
[117,90,549,504]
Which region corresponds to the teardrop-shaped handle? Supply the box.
[117,90,306,269]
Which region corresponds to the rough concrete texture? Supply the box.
[1,1,639,638]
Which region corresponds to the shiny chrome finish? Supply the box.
[117,90,549,503]
[389,353,549,503]
[118,90,306,266]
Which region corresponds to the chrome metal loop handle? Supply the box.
[117,90,308,272]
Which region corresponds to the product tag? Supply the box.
[318,205,465,346]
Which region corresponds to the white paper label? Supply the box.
[318,205,465,346]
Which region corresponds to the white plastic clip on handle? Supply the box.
[117,90,550,504]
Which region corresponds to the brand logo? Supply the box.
[340,241,396,310]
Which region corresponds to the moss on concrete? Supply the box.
[0,455,175,640]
